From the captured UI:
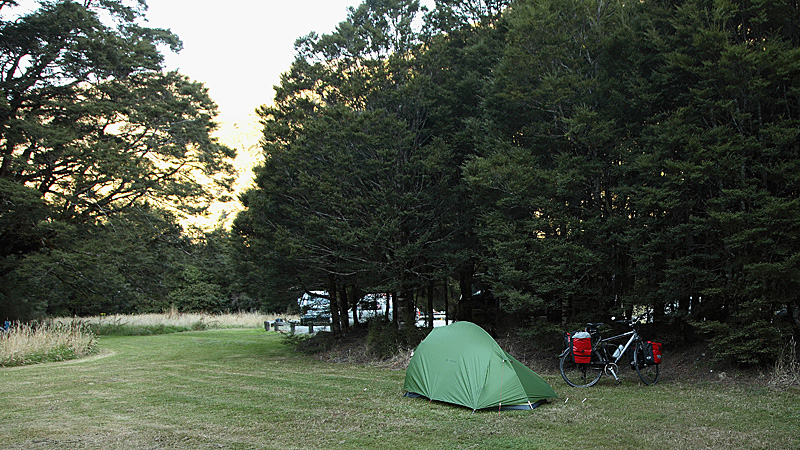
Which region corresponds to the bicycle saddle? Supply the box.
[586,322,605,329]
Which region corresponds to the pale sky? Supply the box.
[142,1,374,227]
[143,0,434,228]
[144,0,370,149]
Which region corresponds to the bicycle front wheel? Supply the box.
[633,342,660,385]
[559,351,602,387]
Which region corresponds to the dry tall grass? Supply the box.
[59,308,299,330]
[770,337,800,388]
[0,320,97,367]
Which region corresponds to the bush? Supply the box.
[366,318,427,359]
[191,319,208,331]
[693,318,786,366]
[513,321,566,353]
[291,331,335,354]
[281,332,312,352]
[167,281,227,314]
[87,322,190,336]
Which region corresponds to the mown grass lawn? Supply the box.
[1,329,798,449]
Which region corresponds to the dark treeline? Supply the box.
[2,0,799,365]
[233,0,800,365]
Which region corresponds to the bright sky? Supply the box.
[141,1,373,227]
[144,0,369,148]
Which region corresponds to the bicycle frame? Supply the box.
[597,329,639,365]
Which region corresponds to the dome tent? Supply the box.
[403,321,558,411]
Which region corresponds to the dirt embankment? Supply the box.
[308,327,784,388]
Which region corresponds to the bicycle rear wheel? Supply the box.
[559,351,602,387]
[633,342,660,385]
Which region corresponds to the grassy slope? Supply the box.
[1,329,798,450]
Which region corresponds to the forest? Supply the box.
[1,0,798,366]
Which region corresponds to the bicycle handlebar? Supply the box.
[618,316,647,326]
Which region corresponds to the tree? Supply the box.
[0,1,235,319]
[631,0,800,362]
[234,0,518,332]
[0,2,234,221]
[4,205,190,317]
[466,0,641,327]
[416,0,512,327]
[233,0,800,364]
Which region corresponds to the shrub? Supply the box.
[292,331,335,354]
[281,331,310,351]
[366,318,427,359]
[191,319,208,331]
[87,323,190,336]
[167,282,227,314]
[693,318,785,366]
[513,321,565,353]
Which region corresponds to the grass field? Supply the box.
[1,329,798,449]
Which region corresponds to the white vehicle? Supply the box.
[297,291,392,324]
[298,291,331,325]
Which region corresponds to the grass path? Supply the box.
[1,329,798,449]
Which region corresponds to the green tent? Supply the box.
[403,321,558,411]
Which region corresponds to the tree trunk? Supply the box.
[328,275,341,336]
[457,267,473,322]
[338,283,349,333]
[427,283,434,329]
[444,280,450,325]
[391,291,398,327]
[788,302,800,335]
[653,297,666,323]
[350,285,360,328]
[398,285,416,327]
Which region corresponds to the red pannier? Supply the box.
[570,331,593,364]
[643,341,662,365]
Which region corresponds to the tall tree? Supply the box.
[0,2,234,221]
[467,0,641,327]
[631,0,800,362]
[417,0,512,326]
[0,1,235,319]
[234,0,518,329]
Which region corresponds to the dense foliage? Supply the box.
[2,0,798,366]
[234,0,800,364]
[0,0,236,319]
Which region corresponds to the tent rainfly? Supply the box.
[403,321,558,411]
